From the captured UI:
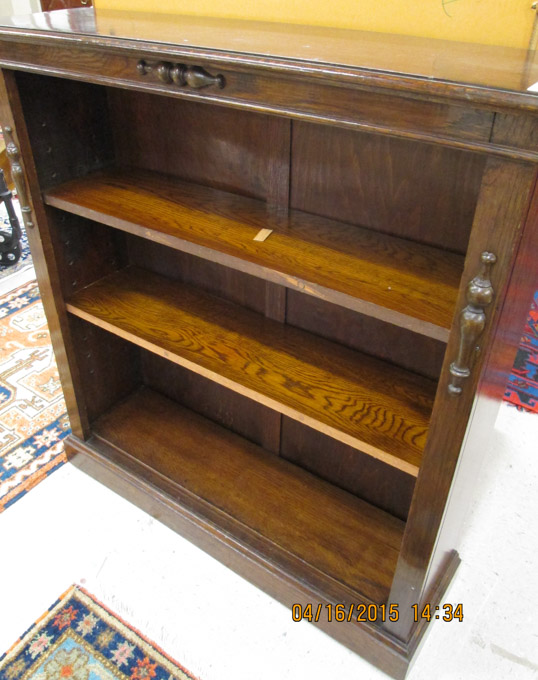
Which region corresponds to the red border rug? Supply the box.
[0,585,200,680]
[0,278,69,512]
[504,290,538,414]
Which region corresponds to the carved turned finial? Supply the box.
[448,251,497,396]
[467,252,497,305]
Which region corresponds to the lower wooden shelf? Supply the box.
[87,386,405,605]
[66,266,436,475]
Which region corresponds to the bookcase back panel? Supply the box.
[141,351,282,454]
[127,235,269,316]
[68,317,141,424]
[290,121,486,254]
[134,345,412,516]
[280,418,415,521]
[286,291,446,380]
[15,72,114,189]
[49,210,127,299]
[107,89,289,201]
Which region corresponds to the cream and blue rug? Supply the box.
[0,274,69,512]
[0,586,198,680]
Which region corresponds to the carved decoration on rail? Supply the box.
[137,60,225,89]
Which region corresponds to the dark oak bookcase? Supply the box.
[1,9,537,677]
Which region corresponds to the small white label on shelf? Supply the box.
[527,82,538,92]
[253,228,273,242]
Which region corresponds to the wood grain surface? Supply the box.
[92,386,405,603]
[16,71,113,190]
[0,69,91,438]
[291,122,485,254]
[45,168,464,340]
[68,316,141,424]
[6,17,536,670]
[108,90,290,201]
[66,266,437,474]
[280,417,416,520]
[67,431,410,678]
[141,350,283,455]
[286,291,446,380]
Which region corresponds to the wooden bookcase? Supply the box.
[1,9,537,677]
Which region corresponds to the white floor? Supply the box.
[0,402,536,680]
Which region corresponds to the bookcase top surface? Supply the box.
[1,7,538,108]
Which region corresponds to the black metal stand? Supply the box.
[0,168,22,266]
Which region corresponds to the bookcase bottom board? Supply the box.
[77,385,403,601]
[65,431,415,677]
[62,388,461,680]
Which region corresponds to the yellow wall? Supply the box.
[94,0,535,49]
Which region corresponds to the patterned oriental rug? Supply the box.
[0,276,69,512]
[0,585,199,680]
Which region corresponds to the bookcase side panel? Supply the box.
[411,166,538,648]
[0,68,90,437]
[385,157,537,642]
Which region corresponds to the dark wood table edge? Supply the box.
[0,23,537,113]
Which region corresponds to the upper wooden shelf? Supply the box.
[45,168,463,341]
[66,266,436,475]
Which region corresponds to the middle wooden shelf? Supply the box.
[66,266,437,475]
[45,167,464,341]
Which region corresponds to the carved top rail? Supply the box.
[0,10,538,163]
[0,9,538,111]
